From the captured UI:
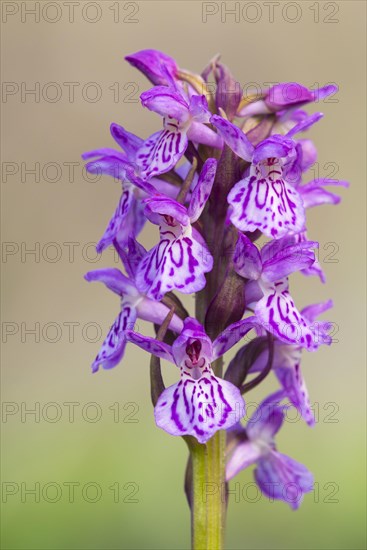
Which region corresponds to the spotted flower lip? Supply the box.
[226,393,314,509]
[210,114,325,238]
[84,239,184,373]
[135,159,217,301]
[234,233,327,351]
[126,316,256,443]
[136,86,222,180]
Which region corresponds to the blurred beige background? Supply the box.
[1,1,366,549]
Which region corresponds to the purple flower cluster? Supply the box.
[83,50,348,509]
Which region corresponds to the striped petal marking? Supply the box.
[228,158,305,239]
[136,118,188,179]
[255,279,317,351]
[91,304,137,373]
[155,339,244,443]
[97,187,145,253]
[136,220,212,301]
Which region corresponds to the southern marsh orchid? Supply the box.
[83,49,347,548]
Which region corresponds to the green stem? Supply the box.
[206,429,226,550]
[191,442,207,550]
[190,356,227,550]
[190,430,227,550]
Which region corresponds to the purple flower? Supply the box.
[211,114,323,238]
[233,233,326,350]
[126,316,256,443]
[125,49,179,86]
[298,178,349,209]
[248,299,333,426]
[85,239,184,372]
[226,394,314,509]
[83,124,178,252]
[135,159,217,300]
[238,82,337,117]
[136,86,222,179]
[83,51,348,523]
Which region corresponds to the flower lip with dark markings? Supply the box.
[186,339,202,364]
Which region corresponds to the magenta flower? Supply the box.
[136,86,222,179]
[83,124,177,252]
[85,239,183,372]
[238,82,337,117]
[211,113,322,238]
[126,316,255,443]
[247,300,333,426]
[226,393,314,509]
[125,49,179,86]
[135,159,217,300]
[233,232,326,350]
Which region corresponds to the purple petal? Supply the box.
[135,226,213,301]
[233,233,262,281]
[110,123,143,158]
[84,155,131,181]
[238,99,271,117]
[301,299,333,323]
[171,317,213,367]
[140,86,189,122]
[255,280,318,351]
[246,393,286,440]
[187,122,223,149]
[188,95,211,123]
[150,177,180,198]
[301,261,326,284]
[298,139,317,172]
[125,49,178,86]
[116,237,147,279]
[136,129,188,179]
[155,369,245,443]
[137,297,184,335]
[286,231,326,283]
[265,83,313,109]
[261,237,318,283]
[91,306,137,372]
[212,317,256,360]
[82,148,127,161]
[298,179,349,209]
[125,330,174,363]
[310,83,338,101]
[84,268,137,297]
[252,135,295,164]
[188,158,217,223]
[255,451,314,509]
[143,196,190,227]
[248,342,314,426]
[228,172,305,239]
[275,360,315,426]
[286,112,323,138]
[123,166,157,195]
[226,441,262,481]
[96,188,146,253]
[210,115,254,161]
